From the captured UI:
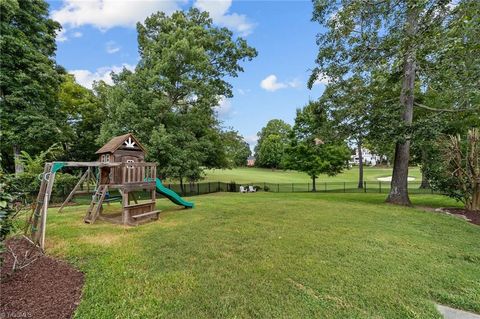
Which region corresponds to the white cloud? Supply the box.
[106,41,120,54]
[194,0,255,36]
[288,78,302,88]
[56,29,68,42]
[244,135,258,150]
[260,75,287,92]
[72,31,83,38]
[260,74,300,92]
[215,97,234,118]
[70,63,135,89]
[51,0,182,30]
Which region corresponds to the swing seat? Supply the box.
[103,195,122,202]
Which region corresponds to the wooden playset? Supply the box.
[27,133,193,249]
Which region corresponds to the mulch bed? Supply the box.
[444,208,480,226]
[1,237,84,319]
[436,208,480,226]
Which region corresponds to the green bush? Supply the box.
[53,173,78,198]
[7,172,78,203]
[0,173,21,266]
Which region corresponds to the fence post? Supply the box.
[218,181,220,192]
[292,183,294,192]
[364,181,367,193]
[379,181,381,193]
[277,184,280,192]
[197,183,200,195]
[308,183,309,191]
[208,182,211,193]
[344,182,346,193]
[325,182,327,192]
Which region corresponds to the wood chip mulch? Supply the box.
[436,208,480,226]
[0,237,84,319]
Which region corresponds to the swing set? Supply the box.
[26,133,193,250]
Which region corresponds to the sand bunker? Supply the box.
[376,176,416,182]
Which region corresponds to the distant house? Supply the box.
[247,156,256,167]
[349,148,383,166]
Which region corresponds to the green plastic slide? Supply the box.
[151,178,194,208]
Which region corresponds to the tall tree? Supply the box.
[258,135,285,170]
[98,9,257,190]
[309,0,479,205]
[255,119,291,168]
[284,102,350,191]
[222,130,251,167]
[0,0,63,174]
[58,74,104,161]
[319,76,372,188]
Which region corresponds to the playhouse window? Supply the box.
[101,154,110,163]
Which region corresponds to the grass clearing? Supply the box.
[45,192,479,318]
[200,166,422,183]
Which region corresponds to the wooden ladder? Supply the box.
[84,185,108,224]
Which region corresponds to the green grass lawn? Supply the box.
[45,192,479,319]
[199,166,422,184]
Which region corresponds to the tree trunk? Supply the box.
[386,4,419,206]
[419,149,430,189]
[13,145,24,175]
[419,167,430,189]
[467,181,480,211]
[357,140,364,189]
[311,176,316,192]
[179,176,184,195]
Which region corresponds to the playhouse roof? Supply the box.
[96,133,146,154]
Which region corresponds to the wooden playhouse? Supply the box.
[28,133,194,249]
[86,133,159,225]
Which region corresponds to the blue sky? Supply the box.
[48,0,328,149]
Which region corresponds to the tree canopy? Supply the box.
[0,0,63,173]
[284,101,350,190]
[97,9,257,187]
[309,0,480,205]
[255,119,291,168]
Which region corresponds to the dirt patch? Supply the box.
[1,237,84,319]
[80,233,122,246]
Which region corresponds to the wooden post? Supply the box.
[122,190,129,225]
[40,170,56,249]
[28,163,50,238]
[58,168,90,213]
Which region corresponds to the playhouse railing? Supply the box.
[119,162,156,184]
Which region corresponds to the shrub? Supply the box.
[0,173,23,266]
[426,129,480,211]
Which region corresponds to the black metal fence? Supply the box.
[162,181,439,196]
[44,180,439,205]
